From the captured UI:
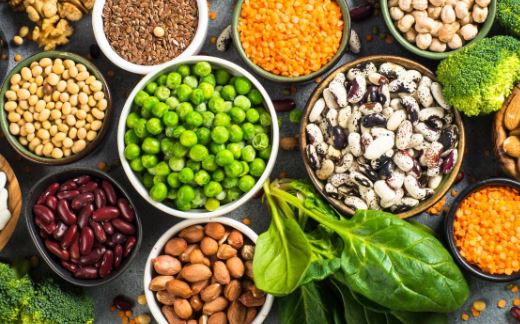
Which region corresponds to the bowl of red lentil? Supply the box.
[92,0,209,75]
[231,0,351,83]
[445,178,520,281]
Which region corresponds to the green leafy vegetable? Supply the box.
[279,282,330,324]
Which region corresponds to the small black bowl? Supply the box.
[25,168,142,287]
[445,177,520,282]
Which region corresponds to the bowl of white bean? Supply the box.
[0,51,112,165]
[381,0,496,59]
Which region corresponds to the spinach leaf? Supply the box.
[391,311,448,324]
[279,282,330,324]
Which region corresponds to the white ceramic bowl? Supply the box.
[92,0,208,75]
[144,217,274,324]
[117,56,279,218]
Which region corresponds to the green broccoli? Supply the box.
[437,36,520,116]
[20,278,94,324]
[0,262,34,322]
[498,0,520,38]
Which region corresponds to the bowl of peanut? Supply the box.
[0,51,112,165]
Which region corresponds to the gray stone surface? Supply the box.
[0,1,516,323]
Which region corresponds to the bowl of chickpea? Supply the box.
[381,0,496,59]
[0,51,112,165]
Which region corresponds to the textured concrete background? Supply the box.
[0,0,517,323]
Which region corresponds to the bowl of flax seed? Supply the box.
[92,0,208,75]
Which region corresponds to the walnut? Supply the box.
[59,2,83,21]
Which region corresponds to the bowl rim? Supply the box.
[0,153,22,251]
[143,217,274,324]
[0,26,9,83]
[380,0,496,60]
[299,55,466,219]
[444,177,520,282]
[92,0,209,75]
[231,0,351,83]
[117,55,280,219]
[24,168,143,287]
[0,50,113,166]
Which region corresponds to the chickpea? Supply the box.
[405,29,418,42]
[415,16,435,33]
[460,14,473,25]
[429,38,447,52]
[34,144,43,155]
[10,74,21,85]
[9,123,20,135]
[389,0,399,6]
[398,14,416,33]
[472,5,488,23]
[19,126,28,137]
[398,0,413,11]
[19,137,28,146]
[428,7,442,19]
[475,0,490,6]
[441,5,456,23]
[415,33,433,49]
[439,22,460,42]
[72,140,87,154]
[454,1,469,18]
[27,133,35,142]
[412,0,429,10]
[448,33,463,49]
[429,0,446,6]
[459,23,478,40]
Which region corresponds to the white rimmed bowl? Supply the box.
[92,0,209,75]
[117,56,279,218]
[144,217,274,324]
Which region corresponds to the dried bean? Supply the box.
[61,224,78,250]
[111,232,127,245]
[57,200,77,225]
[113,295,134,311]
[102,221,114,235]
[90,221,107,243]
[56,190,80,200]
[45,196,58,210]
[74,266,98,279]
[45,239,70,260]
[350,5,374,21]
[117,198,135,222]
[73,175,91,185]
[273,99,296,112]
[92,207,120,221]
[70,238,81,260]
[78,181,98,193]
[37,183,60,204]
[114,244,123,269]
[79,247,105,265]
[94,188,106,209]
[123,236,137,257]
[78,204,94,228]
[59,179,78,192]
[53,222,69,241]
[33,205,55,224]
[35,217,57,236]
[61,260,78,273]
[71,192,95,210]
[99,250,114,278]
[101,180,117,205]
[80,226,95,256]
[112,218,135,235]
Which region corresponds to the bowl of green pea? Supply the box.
[117,56,279,218]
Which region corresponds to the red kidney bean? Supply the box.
[35,217,57,236]
[56,190,80,201]
[52,222,69,241]
[349,4,374,21]
[273,99,296,112]
[114,244,123,269]
[45,239,70,260]
[511,306,520,320]
[117,198,135,222]
[33,205,55,224]
[61,224,78,250]
[59,179,78,192]
[112,219,135,235]
[94,260,102,268]
[78,181,98,193]
[74,266,98,279]
[111,232,127,245]
[79,247,105,265]
[57,200,77,225]
[80,226,94,256]
[73,175,91,185]
[90,221,107,243]
[61,260,78,273]
[69,238,81,260]
[77,204,94,228]
[71,192,95,211]
[92,207,120,222]
[94,188,106,209]
[99,250,114,278]
[102,221,114,235]
[113,295,134,311]
[45,196,58,210]
[123,236,137,257]
[101,180,117,205]
[36,182,60,205]
[39,229,50,239]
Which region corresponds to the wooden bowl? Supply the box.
[300,55,466,219]
[0,154,22,251]
[493,85,520,181]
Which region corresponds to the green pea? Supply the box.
[180,130,198,147]
[214,113,231,127]
[229,107,246,123]
[215,69,231,85]
[210,143,226,154]
[240,161,249,176]
[187,160,201,171]
[155,86,171,101]
[142,154,158,168]
[167,172,181,188]
[142,173,154,189]
[166,72,182,89]
[161,138,175,157]
[211,126,229,144]
[196,128,211,145]
[149,182,167,201]
[289,109,303,124]
[190,89,205,105]
[193,61,212,77]
[172,142,188,157]
[142,138,161,155]
[195,103,207,113]
[130,158,144,172]
[165,97,180,109]
[239,175,255,192]
[202,111,215,128]
[205,198,220,211]
[199,82,214,100]
[194,170,211,186]
[185,111,203,127]
[157,75,167,86]
[177,64,191,77]
[151,161,171,176]
[168,189,178,200]
[142,97,159,117]
[192,188,205,207]
[246,109,260,123]
[229,124,244,143]
[202,155,217,172]
[177,185,195,203]
[134,90,149,107]
[176,84,193,102]
[202,74,216,87]
[204,181,223,198]
[145,82,158,95]
[225,160,244,178]
[212,169,225,182]
[177,102,194,120]
[184,75,199,89]
[134,119,149,138]
[178,167,194,183]
[189,144,209,162]
[225,188,241,202]
[252,133,269,150]
[222,177,239,189]
[259,146,271,160]
[152,102,169,118]
[221,85,236,101]
[242,123,256,141]
[168,157,185,171]
[234,77,252,95]
[208,97,227,113]
[234,95,251,109]
[259,110,272,127]
[250,158,266,177]
[241,145,256,162]
[163,111,179,128]
[146,118,163,135]
[124,130,139,145]
[170,125,186,139]
[216,149,234,166]
[227,142,242,159]
[254,124,266,135]
[153,175,166,185]
[248,89,263,105]
[124,143,141,160]
[126,112,140,128]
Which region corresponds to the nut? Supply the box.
[191,279,210,295]
[226,257,245,278]
[149,275,174,291]
[224,280,241,301]
[503,136,520,158]
[190,248,205,264]
[180,264,213,283]
[162,305,185,324]
[245,261,253,278]
[505,93,520,131]
[173,299,193,320]
[200,237,219,256]
[203,297,229,315]
[240,245,255,261]
[179,225,205,243]
[205,223,226,240]
[165,238,188,256]
[227,230,244,249]
[239,291,266,307]
[156,290,176,305]
[200,283,222,302]
[190,295,203,312]
[166,279,193,298]
[246,308,258,323]
[213,261,231,285]
[217,244,237,260]
[227,300,247,324]
[153,255,182,275]
[208,312,227,324]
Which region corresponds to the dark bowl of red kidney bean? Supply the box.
[25,168,142,287]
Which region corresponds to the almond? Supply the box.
[173,299,193,320]
[201,283,222,302]
[162,305,186,324]
[511,127,520,137]
[179,225,205,243]
[187,320,197,324]
[181,264,213,282]
[226,257,245,278]
[156,290,176,305]
[203,296,229,315]
[245,307,257,324]
[213,261,231,285]
[245,261,253,278]
[149,275,174,291]
[190,295,203,312]
[239,291,266,307]
[200,237,219,256]
[190,248,205,264]
[503,136,520,158]
[180,244,197,263]
[205,223,226,240]
[166,279,193,298]
[217,244,237,260]
[203,257,211,267]
[208,312,228,324]
[505,92,520,130]
[224,280,241,301]
[227,300,247,324]
[165,238,188,256]
[227,230,244,249]
[153,255,182,276]
[191,279,210,294]
[240,245,255,261]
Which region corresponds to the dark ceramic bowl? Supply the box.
[0,27,8,82]
[444,178,520,282]
[25,168,142,287]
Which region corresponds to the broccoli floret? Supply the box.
[0,262,34,322]
[498,0,520,38]
[20,278,94,324]
[437,36,520,116]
